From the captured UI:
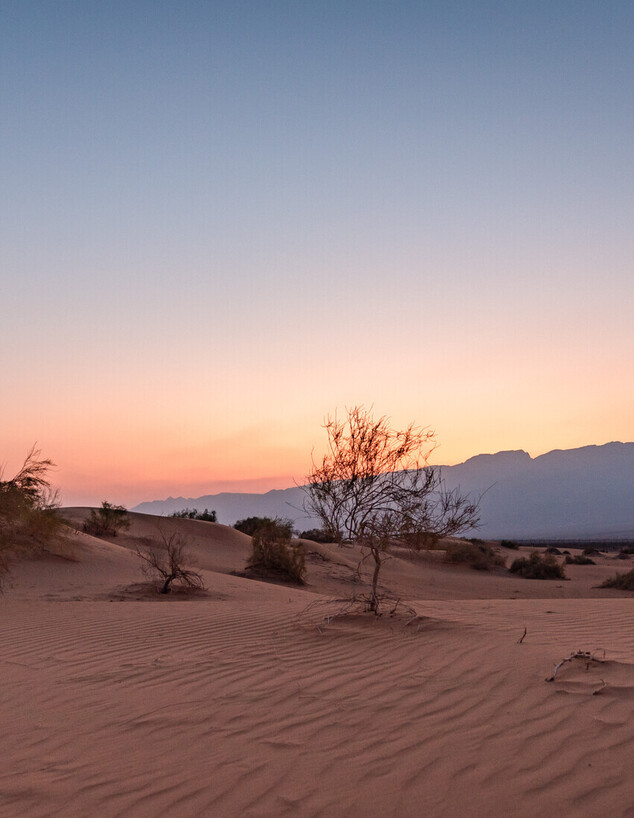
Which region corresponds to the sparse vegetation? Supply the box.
[136,530,205,594]
[83,501,131,537]
[169,508,217,522]
[0,446,64,589]
[565,554,595,565]
[304,406,480,614]
[444,541,506,571]
[509,551,567,580]
[246,518,306,584]
[298,528,334,543]
[500,539,519,549]
[235,516,293,538]
[600,569,634,591]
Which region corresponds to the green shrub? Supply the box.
[565,554,595,565]
[600,569,634,591]
[509,551,566,580]
[444,541,506,571]
[83,501,130,537]
[246,518,305,583]
[235,516,293,538]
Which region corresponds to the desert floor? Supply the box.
[2,511,633,817]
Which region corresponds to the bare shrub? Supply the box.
[304,406,480,614]
[600,569,634,591]
[136,531,205,594]
[509,551,567,580]
[83,501,131,537]
[246,518,306,584]
[444,541,506,571]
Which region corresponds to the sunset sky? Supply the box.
[2,1,633,507]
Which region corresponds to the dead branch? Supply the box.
[545,650,606,682]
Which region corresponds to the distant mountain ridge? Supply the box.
[132,442,634,540]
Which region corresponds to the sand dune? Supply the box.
[1,513,633,817]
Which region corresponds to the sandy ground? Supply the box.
[1,511,633,817]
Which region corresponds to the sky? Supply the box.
[1,0,633,507]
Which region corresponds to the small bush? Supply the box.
[509,551,566,580]
[619,546,634,555]
[545,546,562,555]
[583,546,600,556]
[565,554,595,565]
[235,516,293,538]
[246,519,305,583]
[600,569,634,591]
[298,528,334,543]
[83,501,130,537]
[500,539,519,550]
[444,542,506,571]
[137,530,205,594]
[169,507,217,522]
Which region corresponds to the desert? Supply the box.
[2,507,633,818]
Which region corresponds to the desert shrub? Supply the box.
[444,541,506,571]
[545,546,562,555]
[565,554,595,565]
[583,546,600,556]
[298,528,334,543]
[600,569,634,591]
[616,552,631,560]
[0,447,64,588]
[235,516,293,538]
[136,530,205,594]
[619,546,634,555]
[169,507,217,522]
[500,539,519,550]
[509,551,566,580]
[83,501,130,537]
[246,518,305,583]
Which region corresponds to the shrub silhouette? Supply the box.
[235,516,293,538]
[600,569,634,591]
[444,541,506,571]
[83,501,130,537]
[136,530,205,594]
[169,508,217,522]
[500,539,519,549]
[565,554,595,565]
[246,518,305,584]
[509,551,566,580]
[298,528,334,543]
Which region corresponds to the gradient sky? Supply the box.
[1,1,633,506]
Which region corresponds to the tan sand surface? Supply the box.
[1,513,633,817]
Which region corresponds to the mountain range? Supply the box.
[132,442,634,540]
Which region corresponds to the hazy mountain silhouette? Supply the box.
[132,442,634,540]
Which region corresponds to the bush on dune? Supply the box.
[509,551,567,580]
[235,516,294,538]
[246,518,306,584]
[0,446,64,589]
[565,554,595,565]
[443,541,506,571]
[83,501,130,537]
[600,569,634,591]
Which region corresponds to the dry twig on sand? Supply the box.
[545,649,606,682]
